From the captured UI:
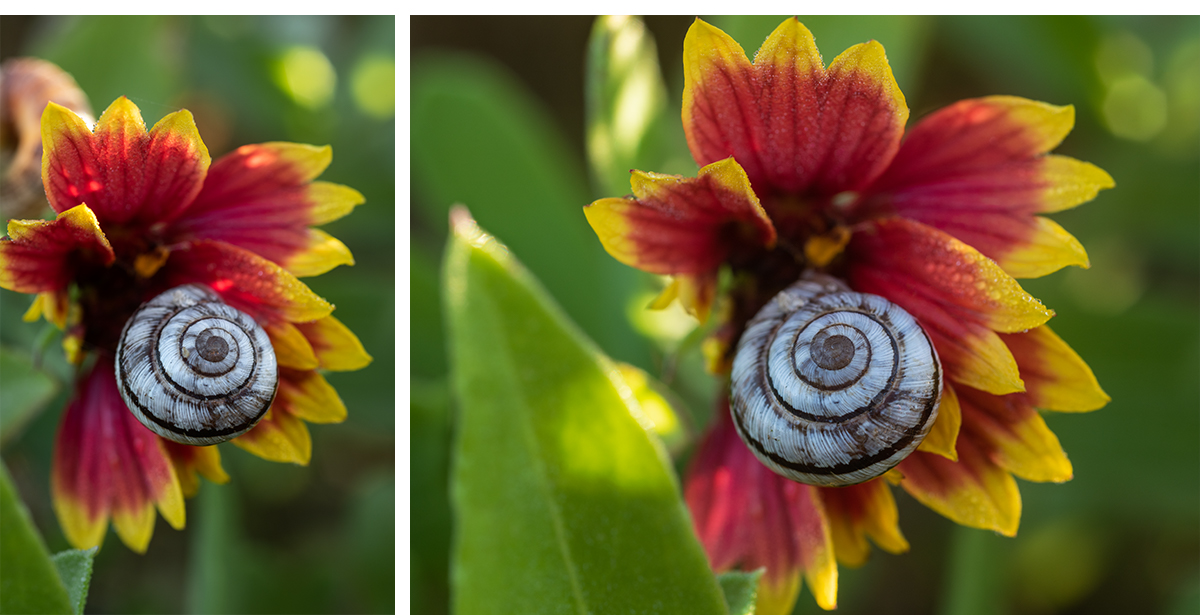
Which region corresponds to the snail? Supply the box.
[729,272,942,487]
[115,284,278,446]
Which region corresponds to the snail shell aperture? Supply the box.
[730,272,942,487]
[115,284,278,446]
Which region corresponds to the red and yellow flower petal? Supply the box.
[757,570,803,615]
[957,386,1073,483]
[277,368,347,424]
[848,217,1053,394]
[51,355,185,553]
[41,97,210,228]
[293,315,373,371]
[278,228,355,277]
[1038,155,1116,213]
[897,440,1021,537]
[863,97,1113,277]
[821,479,908,568]
[585,157,775,278]
[265,320,320,370]
[232,406,312,465]
[687,407,756,572]
[0,203,113,294]
[163,440,230,499]
[160,239,333,325]
[1001,326,1110,412]
[988,215,1090,278]
[685,406,837,612]
[683,18,907,195]
[171,143,364,272]
[918,381,961,461]
[230,367,343,464]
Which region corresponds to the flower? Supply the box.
[0,96,371,553]
[584,18,1111,612]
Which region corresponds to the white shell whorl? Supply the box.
[730,272,941,487]
[115,284,278,446]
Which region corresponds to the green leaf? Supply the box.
[412,52,649,369]
[0,345,61,446]
[0,460,73,615]
[50,548,97,615]
[444,209,725,615]
[585,15,670,198]
[718,569,763,615]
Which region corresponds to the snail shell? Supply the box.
[115,284,278,446]
[730,272,941,487]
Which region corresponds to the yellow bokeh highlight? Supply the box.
[275,46,337,109]
[351,54,395,119]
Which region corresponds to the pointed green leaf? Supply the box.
[50,548,96,615]
[718,569,763,615]
[586,15,671,198]
[444,208,725,615]
[0,461,73,615]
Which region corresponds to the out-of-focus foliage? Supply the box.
[0,15,394,614]
[412,15,1199,615]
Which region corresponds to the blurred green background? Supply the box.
[412,15,1199,615]
[0,15,394,614]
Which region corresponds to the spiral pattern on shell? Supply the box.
[116,284,278,446]
[730,272,942,487]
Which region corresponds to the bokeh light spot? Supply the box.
[1102,74,1168,141]
[350,55,395,119]
[274,46,336,109]
[1095,31,1154,86]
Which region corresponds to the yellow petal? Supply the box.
[990,411,1074,483]
[918,383,961,461]
[296,315,373,371]
[285,371,347,424]
[307,181,366,225]
[950,329,1026,395]
[284,228,355,277]
[232,409,312,465]
[1039,155,1115,213]
[999,216,1090,278]
[266,320,320,370]
[111,501,158,554]
[51,490,108,551]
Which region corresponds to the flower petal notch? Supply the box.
[41,97,211,228]
[683,18,908,194]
